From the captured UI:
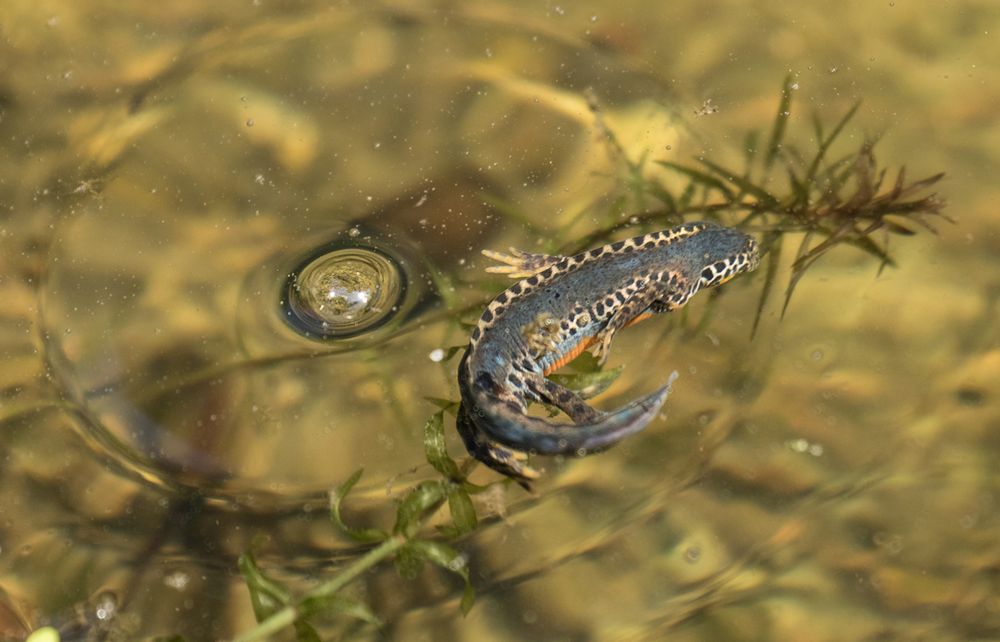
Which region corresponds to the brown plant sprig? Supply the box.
[570,76,948,335]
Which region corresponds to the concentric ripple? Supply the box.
[282,246,406,339]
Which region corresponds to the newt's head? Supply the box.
[689,224,761,289]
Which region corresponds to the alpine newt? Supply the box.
[457,221,760,481]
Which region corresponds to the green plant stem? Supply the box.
[231,535,407,642]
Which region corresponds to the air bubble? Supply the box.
[283,247,405,339]
[93,591,118,622]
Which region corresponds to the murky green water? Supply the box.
[1,1,997,640]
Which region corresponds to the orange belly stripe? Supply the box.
[624,311,654,328]
[543,336,596,375]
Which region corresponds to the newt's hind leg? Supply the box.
[527,376,604,424]
[590,274,686,365]
[482,247,565,279]
[456,403,540,484]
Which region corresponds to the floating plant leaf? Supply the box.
[329,469,388,543]
[299,594,381,627]
[423,410,461,479]
[547,365,624,400]
[446,486,478,535]
[423,397,460,414]
[293,621,321,642]
[393,481,448,538]
[393,543,425,581]
[406,540,476,616]
[440,345,466,362]
[566,351,602,373]
[239,551,291,622]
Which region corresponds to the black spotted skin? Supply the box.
[457,221,760,481]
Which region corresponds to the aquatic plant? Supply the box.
[233,409,481,642]
[577,76,947,335]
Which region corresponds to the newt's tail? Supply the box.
[462,366,679,456]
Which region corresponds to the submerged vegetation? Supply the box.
[580,76,948,334]
[229,78,947,641]
[235,411,477,642]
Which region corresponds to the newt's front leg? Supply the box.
[590,274,686,365]
[482,247,565,279]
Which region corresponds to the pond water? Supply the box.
[0,1,997,641]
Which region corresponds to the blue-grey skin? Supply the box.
[457,221,760,481]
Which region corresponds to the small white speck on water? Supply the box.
[788,438,825,457]
[163,570,191,591]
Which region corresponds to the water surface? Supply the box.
[0,1,997,640]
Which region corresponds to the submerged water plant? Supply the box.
[233,409,481,642]
[577,76,947,335]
